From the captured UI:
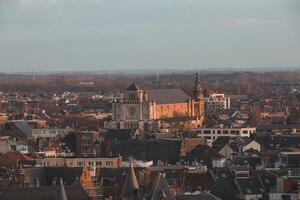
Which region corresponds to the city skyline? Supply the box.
[0,0,300,72]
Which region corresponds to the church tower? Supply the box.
[121,162,140,200]
[55,178,68,200]
[192,73,205,127]
[193,72,203,100]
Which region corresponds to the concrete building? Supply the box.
[196,127,256,145]
[31,128,73,138]
[205,93,230,112]
[35,156,123,169]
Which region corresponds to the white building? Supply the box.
[205,93,230,112]
[196,127,256,145]
[31,128,74,138]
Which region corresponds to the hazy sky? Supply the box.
[0,0,299,72]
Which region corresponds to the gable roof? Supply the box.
[127,83,140,91]
[147,173,176,200]
[0,186,91,200]
[147,89,191,104]
[0,152,33,167]
[185,145,224,164]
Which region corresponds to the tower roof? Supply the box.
[55,178,68,200]
[121,162,139,198]
[193,72,203,99]
[127,83,140,91]
[147,173,176,200]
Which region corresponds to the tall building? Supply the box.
[105,74,205,133]
[205,93,230,112]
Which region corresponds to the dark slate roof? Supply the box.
[147,89,191,104]
[127,83,140,91]
[44,167,83,186]
[176,192,221,200]
[55,178,68,200]
[14,121,32,137]
[147,173,176,200]
[213,167,236,186]
[121,163,139,198]
[256,172,277,193]
[184,145,224,167]
[184,171,215,191]
[255,135,300,149]
[0,186,91,200]
[111,139,181,165]
[209,179,238,200]
[212,137,231,147]
[235,178,264,195]
[104,129,134,141]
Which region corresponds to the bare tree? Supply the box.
[162,111,194,136]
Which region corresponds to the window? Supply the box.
[106,161,113,166]
[88,161,94,166]
[77,161,83,167]
[223,130,228,134]
[96,161,102,166]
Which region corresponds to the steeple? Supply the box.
[55,178,68,200]
[121,162,139,199]
[147,173,176,200]
[193,72,203,100]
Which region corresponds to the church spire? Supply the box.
[55,178,68,200]
[193,72,203,100]
[121,162,139,199]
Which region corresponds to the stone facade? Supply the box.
[105,74,205,133]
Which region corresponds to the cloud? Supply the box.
[0,0,299,71]
[19,0,59,5]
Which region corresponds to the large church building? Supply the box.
[105,74,205,132]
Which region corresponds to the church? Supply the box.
[105,73,205,133]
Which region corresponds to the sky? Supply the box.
[0,0,300,72]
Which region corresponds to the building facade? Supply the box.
[105,73,205,133]
[196,127,256,145]
[205,93,230,112]
[35,156,123,168]
[76,131,101,157]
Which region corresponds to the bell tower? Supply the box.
[193,72,203,100]
[125,83,144,102]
